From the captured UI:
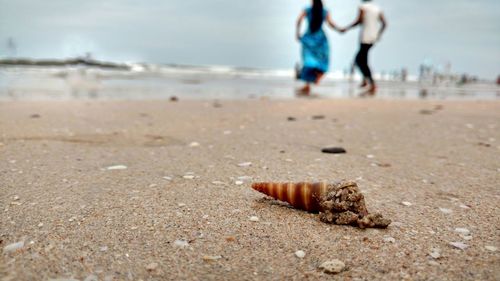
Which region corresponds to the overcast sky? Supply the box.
[1,0,499,78]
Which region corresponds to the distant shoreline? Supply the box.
[0,57,129,70]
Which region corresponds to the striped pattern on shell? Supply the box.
[251,182,331,213]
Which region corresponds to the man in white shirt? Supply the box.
[344,0,387,95]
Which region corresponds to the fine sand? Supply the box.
[1,99,499,280]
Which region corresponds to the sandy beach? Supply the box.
[1,99,499,280]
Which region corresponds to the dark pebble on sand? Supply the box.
[312,115,326,120]
[287,117,297,121]
[321,147,347,154]
[170,96,179,102]
[478,142,491,147]
[30,114,41,118]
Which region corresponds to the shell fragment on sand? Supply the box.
[249,216,260,222]
[319,259,346,274]
[439,208,453,214]
[106,165,127,170]
[485,246,497,252]
[203,255,222,262]
[173,239,189,248]
[3,241,24,253]
[188,142,200,147]
[449,242,468,250]
[295,250,306,258]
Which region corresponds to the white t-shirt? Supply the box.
[360,2,382,44]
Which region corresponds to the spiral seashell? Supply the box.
[251,182,330,213]
[251,181,391,228]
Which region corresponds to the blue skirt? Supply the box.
[299,30,330,82]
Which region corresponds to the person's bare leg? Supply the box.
[315,73,324,85]
[298,83,311,95]
[367,83,377,95]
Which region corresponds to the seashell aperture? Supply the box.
[251,180,391,229]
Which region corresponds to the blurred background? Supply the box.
[1,0,499,100]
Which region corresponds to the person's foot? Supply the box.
[296,85,311,96]
[314,73,324,85]
[360,80,368,88]
[359,84,377,97]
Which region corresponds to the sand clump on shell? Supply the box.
[251,180,391,229]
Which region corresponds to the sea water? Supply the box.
[0,64,498,101]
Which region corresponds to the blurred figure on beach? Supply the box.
[344,0,386,95]
[296,0,344,96]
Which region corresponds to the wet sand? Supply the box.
[1,99,499,280]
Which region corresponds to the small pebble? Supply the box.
[287,117,297,121]
[106,165,127,170]
[449,242,468,250]
[401,201,412,207]
[211,181,225,185]
[366,154,375,159]
[173,239,189,248]
[295,250,306,258]
[485,246,497,252]
[319,259,346,274]
[178,203,186,208]
[13,195,20,201]
[100,246,108,252]
[38,223,44,228]
[146,262,159,271]
[163,176,173,181]
[383,237,396,243]
[235,181,244,185]
[459,204,471,209]
[321,147,347,154]
[3,241,24,253]
[203,255,222,262]
[183,175,195,180]
[249,216,260,222]
[188,142,200,147]
[238,162,252,167]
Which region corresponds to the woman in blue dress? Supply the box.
[296,0,344,95]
